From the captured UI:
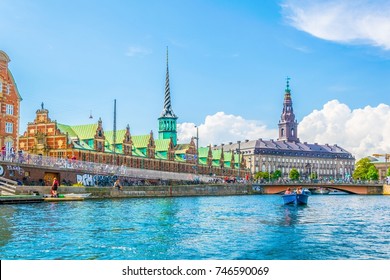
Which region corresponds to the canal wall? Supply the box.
[383,184,390,195]
[15,184,255,198]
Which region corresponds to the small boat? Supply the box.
[43,196,84,202]
[282,188,310,205]
[311,187,330,195]
[63,193,91,198]
[328,189,348,195]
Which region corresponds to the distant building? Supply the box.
[219,79,355,180]
[370,156,389,182]
[0,50,22,155]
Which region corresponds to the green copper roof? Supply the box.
[132,148,146,157]
[175,144,190,154]
[57,123,78,138]
[132,135,150,149]
[104,129,126,146]
[155,139,171,152]
[198,147,209,158]
[69,124,98,140]
[175,155,186,162]
[212,149,222,160]
[155,152,166,160]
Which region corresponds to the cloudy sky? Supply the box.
[1,0,390,160]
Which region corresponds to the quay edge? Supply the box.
[14,184,256,198]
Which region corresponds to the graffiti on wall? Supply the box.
[7,165,25,176]
[76,173,118,186]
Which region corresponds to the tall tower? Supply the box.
[278,77,299,142]
[158,47,178,146]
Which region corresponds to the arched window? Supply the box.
[281,128,284,136]
[291,128,294,136]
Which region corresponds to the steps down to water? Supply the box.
[0,177,18,195]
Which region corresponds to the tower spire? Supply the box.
[158,47,178,146]
[278,77,299,142]
[161,46,176,118]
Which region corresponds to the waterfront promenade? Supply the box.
[0,156,387,197]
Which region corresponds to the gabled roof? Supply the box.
[57,123,78,138]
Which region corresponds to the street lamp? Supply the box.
[194,126,199,165]
[236,140,241,178]
[268,158,271,184]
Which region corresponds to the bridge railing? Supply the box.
[1,153,217,183]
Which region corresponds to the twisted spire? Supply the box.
[161,47,177,118]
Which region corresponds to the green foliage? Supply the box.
[310,172,317,180]
[272,170,282,180]
[254,171,267,180]
[353,157,376,180]
[367,165,379,180]
[387,168,390,177]
[289,168,300,181]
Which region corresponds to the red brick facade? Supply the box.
[18,107,69,156]
[0,50,21,155]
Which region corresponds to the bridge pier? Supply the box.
[384,184,390,195]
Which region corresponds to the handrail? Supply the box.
[1,154,217,182]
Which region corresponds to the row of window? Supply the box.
[259,165,352,175]
[0,81,11,94]
[252,156,353,165]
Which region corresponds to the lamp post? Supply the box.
[195,126,199,165]
[236,140,241,179]
[268,158,271,184]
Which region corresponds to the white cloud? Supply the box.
[125,46,152,57]
[299,100,390,160]
[282,0,390,50]
[177,112,277,146]
[178,101,390,161]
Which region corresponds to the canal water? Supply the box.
[0,195,389,260]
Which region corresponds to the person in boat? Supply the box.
[296,187,302,194]
[113,179,122,191]
[285,187,292,194]
[51,177,59,197]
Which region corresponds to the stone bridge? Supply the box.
[252,183,385,195]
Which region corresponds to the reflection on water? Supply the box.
[0,206,14,247]
[0,195,389,260]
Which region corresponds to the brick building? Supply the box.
[17,50,246,180]
[0,50,22,156]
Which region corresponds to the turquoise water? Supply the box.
[0,195,389,260]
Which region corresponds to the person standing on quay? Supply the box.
[51,177,59,197]
[113,179,122,191]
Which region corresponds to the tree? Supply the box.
[272,170,282,180]
[367,165,379,181]
[289,168,300,181]
[353,157,376,180]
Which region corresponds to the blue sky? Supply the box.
[1,0,390,159]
